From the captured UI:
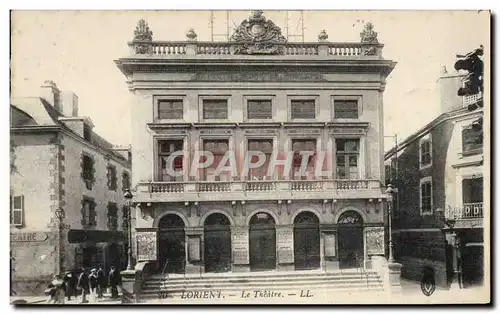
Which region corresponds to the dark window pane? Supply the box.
[334,100,359,119]
[248,100,272,119]
[158,100,183,119]
[203,99,228,119]
[291,100,315,119]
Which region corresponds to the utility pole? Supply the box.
[209,10,232,41]
[284,10,305,43]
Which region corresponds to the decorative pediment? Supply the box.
[230,10,287,55]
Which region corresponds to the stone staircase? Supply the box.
[137,269,385,302]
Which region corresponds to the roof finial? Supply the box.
[318,30,329,42]
[360,21,378,43]
[186,28,197,41]
[441,66,448,75]
[133,19,153,41]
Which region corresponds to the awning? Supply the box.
[67,229,127,244]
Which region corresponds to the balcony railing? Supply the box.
[463,92,482,107]
[144,179,380,195]
[445,202,484,220]
[128,40,382,58]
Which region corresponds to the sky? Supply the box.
[10,10,490,149]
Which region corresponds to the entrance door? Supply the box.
[204,213,232,273]
[158,214,186,274]
[337,211,364,269]
[249,212,276,271]
[294,212,320,270]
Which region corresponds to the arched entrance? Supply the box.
[337,210,364,269]
[204,213,232,273]
[158,214,186,274]
[249,212,276,271]
[293,212,320,270]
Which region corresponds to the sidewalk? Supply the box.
[11,293,122,305]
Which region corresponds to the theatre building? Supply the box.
[115,11,396,275]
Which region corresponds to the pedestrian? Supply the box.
[88,268,98,303]
[45,275,66,304]
[77,268,89,304]
[63,271,75,301]
[96,267,106,298]
[108,266,120,299]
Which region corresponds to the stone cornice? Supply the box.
[238,122,282,128]
[115,57,397,77]
[192,122,239,129]
[282,122,327,128]
[327,122,370,129]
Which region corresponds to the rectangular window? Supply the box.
[291,139,317,179]
[420,139,432,167]
[11,195,24,226]
[158,140,184,182]
[203,139,229,181]
[462,177,483,204]
[82,154,95,190]
[122,171,131,192]
[203,99,228,120]
[158,99,183,120]
[107,164,117,191]
[462,126,483,153]
[420,180,432,215]
[334,99,359,119]
[107,202,118,230]
[247,99,272,120]
[247,139,273,180]
[336,139,360,179]
[291,99,316,119]
[81,198,97,227]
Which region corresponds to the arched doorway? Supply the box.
[337,210,364,269]
[158,214,186,274]
[204,213,232,273]
[294,212,320,270]
[249,212,276,271]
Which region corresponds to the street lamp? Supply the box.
[124,189,134,271]
[385,184,396,263]
[435,207,461,289]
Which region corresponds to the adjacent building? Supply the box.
[385,66,484,288]
[10,81,132,295]
[115,11,396,276]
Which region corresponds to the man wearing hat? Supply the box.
[108,266,121,299]
[88,268,98,303]
[77,268,89,303]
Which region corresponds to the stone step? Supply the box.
[149,270,378,281]
[141,278,383,290]
[146,272,380,284]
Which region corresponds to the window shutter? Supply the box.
[12,195,24,226]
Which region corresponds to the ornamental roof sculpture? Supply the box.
[229,10,287,55]
[360,21,378,43]
[133,19,153,41]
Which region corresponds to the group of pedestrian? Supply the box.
[45,266,122,304]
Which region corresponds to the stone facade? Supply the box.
[116,13,395,275]
[10,91,132,295]
[385,70,485,288]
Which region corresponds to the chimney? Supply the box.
[40,80,61,111]
[60,91,79,117]
[437,67,466,114]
